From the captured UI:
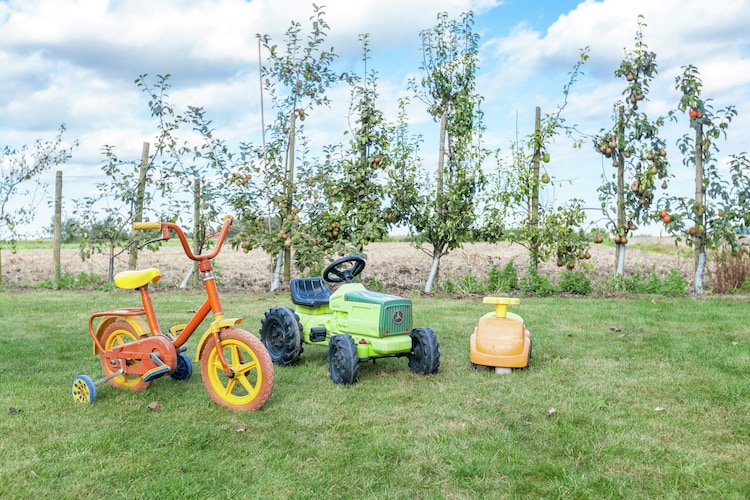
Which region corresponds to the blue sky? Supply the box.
[1,0,749,235]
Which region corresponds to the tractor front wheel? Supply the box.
[408,327,440,375]
[328,335,359,384]
[260,307,302,366]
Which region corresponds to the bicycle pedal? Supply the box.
[143,365,171,382]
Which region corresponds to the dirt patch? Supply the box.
[2,238,694,291]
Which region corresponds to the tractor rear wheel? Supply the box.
[260,307,302,366]
[408,327,440,375]
[328,334,359,384]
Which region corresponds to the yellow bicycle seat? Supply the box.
[113,268,161,289]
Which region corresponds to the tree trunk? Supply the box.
[616,243,626,277]
[129,142,149,270]
[192,177,201,287]
[424,254,441,294]
[271,249,283,292]
[284,110,297,284]
[53,170,62,284]
[529,106,541,274]
[694,124,705,294]
[108,245,115,283]
[437,112,447,203]
[615,106,626,276]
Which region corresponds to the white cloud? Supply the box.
[1,0,748,235]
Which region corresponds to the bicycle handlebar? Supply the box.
[133,215,235,262]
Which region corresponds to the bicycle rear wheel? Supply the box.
[100,320,150,391]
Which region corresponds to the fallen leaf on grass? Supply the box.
[148,401,164,411]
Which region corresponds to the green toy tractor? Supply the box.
[259,255,440,384]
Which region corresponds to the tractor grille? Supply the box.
[381,303,411,336]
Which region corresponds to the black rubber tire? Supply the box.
[327,334,359,384]
[407,327,440,375]
[259,307,302,366]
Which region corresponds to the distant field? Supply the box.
[1,238,695,291]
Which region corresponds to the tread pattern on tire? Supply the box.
[408,327,440,375]
[328,334,359,384]
[260,307,302,366]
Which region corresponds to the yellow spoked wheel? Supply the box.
[200,328,274,411]
[71,375,96,404]
[99,320,150,391]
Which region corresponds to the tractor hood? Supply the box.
[329,284,412,336]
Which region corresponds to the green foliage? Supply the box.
[397,11,487,292]
[70,146,158,282]
[442,270,484,294]
[365,276,385,292]
[519,271,557,297]
[135,75,235,275]
[558,269,591,295]
[658,65,743,263]
[442,261,519,295]
[37,271,107,290]
[488,261,518,292]
[481,49,589,274]
[606,268,688,297]
[321,35,391,257]
[231,4,343,280]
[594,16,670,274]
[0,126,77,284]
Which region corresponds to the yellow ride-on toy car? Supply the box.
[470,297,531,374]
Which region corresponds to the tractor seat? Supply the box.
[290,277,332,307]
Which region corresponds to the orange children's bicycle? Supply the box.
[71,215,274,411]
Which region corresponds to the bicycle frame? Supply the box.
[75,214,274,410]
[88,217,240,370]
[137,215,242,375]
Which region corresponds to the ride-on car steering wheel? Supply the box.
[322,255,366,284]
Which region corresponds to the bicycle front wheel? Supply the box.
[200,328,274,411]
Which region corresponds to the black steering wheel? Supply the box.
[322,255,366,284]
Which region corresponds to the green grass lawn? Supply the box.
[0,290,748,499]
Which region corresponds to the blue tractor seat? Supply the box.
[290,277,332,307]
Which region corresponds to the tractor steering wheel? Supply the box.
[322,255,366,284]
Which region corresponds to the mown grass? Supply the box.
[0,290,748,499]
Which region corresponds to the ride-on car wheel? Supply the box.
[260,306,302,366]
[327,334,359,384]
[407,327,440,375]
